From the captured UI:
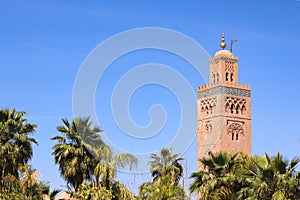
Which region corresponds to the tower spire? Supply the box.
[220,33,226,49]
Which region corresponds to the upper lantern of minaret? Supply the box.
[213,33,236,59]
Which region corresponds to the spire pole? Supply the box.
[220,33,226,49]
[230,39,238,53]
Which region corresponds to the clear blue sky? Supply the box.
[1,0,300,195]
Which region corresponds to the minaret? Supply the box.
[197,34,252,164]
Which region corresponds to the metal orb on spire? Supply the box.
[220,33,226,49]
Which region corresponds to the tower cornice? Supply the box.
[210,57,238,63]
[198,85,251,99]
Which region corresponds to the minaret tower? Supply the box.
[197,34,252,162]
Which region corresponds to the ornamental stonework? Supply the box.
[225,96,247,114]
[225,61,234,72]
[227,122,244,141]
[205,121,212,133]
[198,86,251,99]
[199,97,217,114]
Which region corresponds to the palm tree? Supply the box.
[41,185,61,200]
[92,145,137,199]
[52,117,137,199]
[139,148,187,200]
[20,164,40,195]
[19,165,51,200]
[149,148,183,183]
[0,174,22,199]
[51,117,103,190]
[76,181,113,200]
[139,175,186,200]
[0,108,37,178]
[190,152,300,200]
[74,117,107,149]
[240,153,300,199]
[189,151,245,199]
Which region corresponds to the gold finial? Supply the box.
[220,33,226,49]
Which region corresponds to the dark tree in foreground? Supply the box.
[52,117,137,199]
[0,108,38,179]
[51,117,102,190]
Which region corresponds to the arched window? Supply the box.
[225,102,230,113]
[230,104,235,114]
[212,74,215,84]
[230,73,234,82]
[216,73,219,84]
[236,104,240,114]
[226,72,229,81]
[241,105,246,115]
[228,123,244,141]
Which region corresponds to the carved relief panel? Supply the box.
[200,97,217,115]
[227,122,244,141]
[225,96,247,115]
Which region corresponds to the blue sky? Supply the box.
[1,0,300,195]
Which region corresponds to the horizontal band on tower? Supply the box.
[210,57,238,63]
[198,86,251,98]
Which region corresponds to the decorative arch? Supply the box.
[200,98,217,115]
[236,104,240,114]
[225,96,247,115]
[241,105,246,115]
[227,123,244,141]
[230,73,234,82]
[230,104,235,114]
[225,102,230,113]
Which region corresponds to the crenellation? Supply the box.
[198,84,210,92]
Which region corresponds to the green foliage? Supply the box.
[0,108,37,178]
[150,148,183,183]
[76,182,113,200]
[189,151,245,199]
[86,134,137,199]
[0,108,43,200]
[189,152,300,200]
[41,185,61,200]
[0,174,23,199]
[139,175,186,200]
[91,147,137,199]
[0,172,51,200]
[51,117,105,190]
[52,117,137,199]
[92,146,137,189]
[240,153,300,199]
[111,181,137,200]
[139,148,188,200]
